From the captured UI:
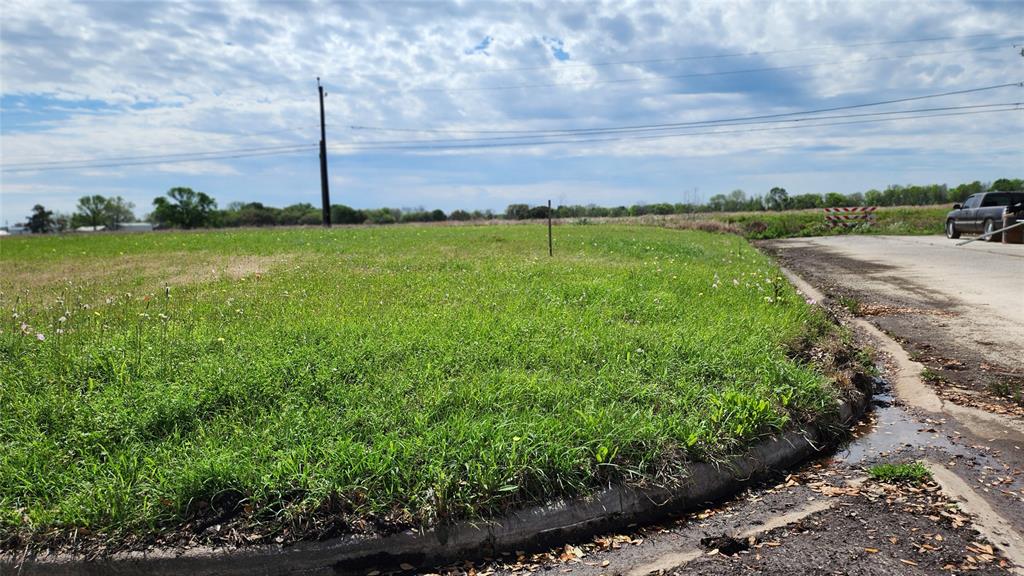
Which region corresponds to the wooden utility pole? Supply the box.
[318,77,331,227]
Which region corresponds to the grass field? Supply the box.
[0,224,843,545]
[716,204,948,239]
[602,204,949,240]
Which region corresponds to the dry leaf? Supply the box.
[864,548,880,554]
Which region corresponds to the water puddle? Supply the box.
[836,375,963,465]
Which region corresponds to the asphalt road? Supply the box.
[768,235,1023,366]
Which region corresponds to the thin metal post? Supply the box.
[548,199,553,256]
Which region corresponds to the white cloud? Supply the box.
[1,0,1022,221]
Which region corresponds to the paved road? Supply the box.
[768,235,1024,365]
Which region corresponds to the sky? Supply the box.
[1,0,1022,224]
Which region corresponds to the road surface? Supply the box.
[768,235,1023,368]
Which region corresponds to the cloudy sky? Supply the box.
[1,0,1022,224]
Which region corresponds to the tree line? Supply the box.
[13,177,1022,233]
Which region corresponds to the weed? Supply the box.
[868,462,932,484]
[838,296,861,315]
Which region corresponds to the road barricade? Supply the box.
[824,206,877,228]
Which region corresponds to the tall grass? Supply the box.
[1,225,838,541]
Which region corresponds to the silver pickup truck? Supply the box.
[945,191,1024,241]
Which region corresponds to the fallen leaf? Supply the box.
[400,563,415,571]
[900,559,918,566]
[864,548,880,554]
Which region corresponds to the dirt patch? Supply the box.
[0,253,296,302]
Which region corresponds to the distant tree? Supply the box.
[505,204,530,220]
[76,195,108,229]
[824,192,850,207]
[449,209,472,221]
[53,212,71,233]
[991,178,1024,191]
[279,203,318,225]
[25,204,55,233]
[330,204,366,224]
[151,187,217,228]
[789,193,823,210]
[707,194,728,212]
[105,196,135,229]
[726,189,747,211]
[949,181,984,202]
[430,209,447,222]
[863,189,884,206]
[765,187,789,211]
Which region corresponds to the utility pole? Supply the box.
[318,77,331,227]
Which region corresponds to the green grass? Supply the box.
[714,205,949,239]
[0,224,840,541]
[868,462,932,484]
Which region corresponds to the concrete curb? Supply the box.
[2,385,869,576]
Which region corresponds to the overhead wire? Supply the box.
[2,143,317,170]
[331,106,1023,152]
[347,102,1021,146]
[351,81,1024,136]
[0,145,316,173]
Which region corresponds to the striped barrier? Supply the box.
[824,206,877,227]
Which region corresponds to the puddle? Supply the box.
[836,375,960,465]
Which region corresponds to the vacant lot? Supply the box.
[1,225,842,546]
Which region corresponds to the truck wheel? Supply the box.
[945,219,960,239]
[983,219,1000,242]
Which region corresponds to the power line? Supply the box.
[405,44,1012,93]
[5,125,319,164]
[351,81,1023,136]
[331,107,1022,152]
[0,145,316,173]
[2,143,316,170]
[347,102,1021,146]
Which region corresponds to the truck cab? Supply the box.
[946,191,1024,240]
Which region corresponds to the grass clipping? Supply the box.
[1,224,849,551]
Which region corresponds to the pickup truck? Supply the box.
[945,191,1024,241]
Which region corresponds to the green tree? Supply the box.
[104,196,135,229]
[991,178,1024,191]
[76,195,108,229]
[765,187,789,211]
[151,187,217,229]
[505,204,530,220]
[330,204,366,224]
[25,204,55,233]
[824,192,849,207]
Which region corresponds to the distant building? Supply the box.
[75,225,107,232]
[118,222,154,233]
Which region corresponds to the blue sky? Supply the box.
[1,0,1022,224]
